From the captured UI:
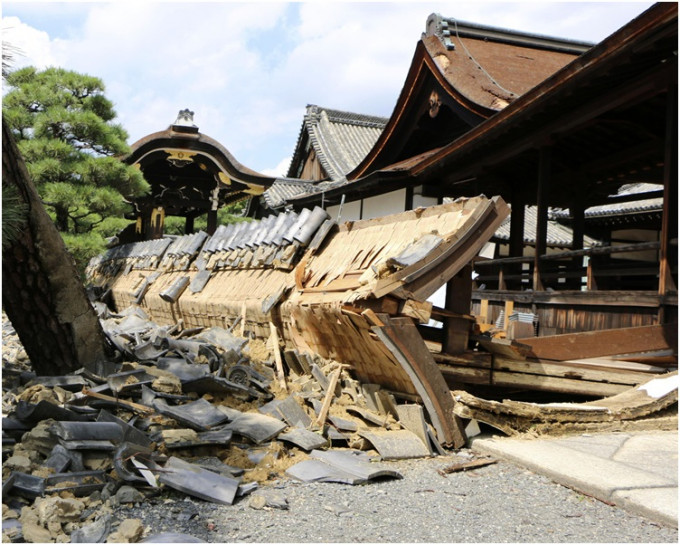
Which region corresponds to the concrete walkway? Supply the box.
[470,430,678,528]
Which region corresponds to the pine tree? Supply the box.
[3,119,110,374]
[3,66,149,270]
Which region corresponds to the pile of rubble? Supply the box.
[2,306,460,543]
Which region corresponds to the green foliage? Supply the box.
[2,66,149,266]
[162,204,250,236]
[60,231,107,275]
[163,216,186,236]
[93,216,134,238]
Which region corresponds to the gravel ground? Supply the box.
[3,316,676,543]
[116,454,678,543]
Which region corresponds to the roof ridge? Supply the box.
[426,13,594,54]
[306,104,388,128]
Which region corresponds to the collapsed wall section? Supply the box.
[87,196,510,446]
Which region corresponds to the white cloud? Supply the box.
[261,155,292,177]
[2,1,655,173]
[2,16,61,70]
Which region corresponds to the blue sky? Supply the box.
[2,1,655,176]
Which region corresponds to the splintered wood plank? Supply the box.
[438,458,498,474]
[300,276,362,293]
[476,337,532,359]
[489,370,629,396]
[269,322,288,392]
[451,371,677,429]
[399,299,432,323]
[516,324,678,361]
[373,316,466,448]
[314,368,341,428]
[440,363,630,396]
[557,356,671,374]
[493,357,657,386]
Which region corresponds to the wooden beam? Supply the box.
[515,323,678,361]
[471,288,676,308]
[419,61,671,189]
[493,357,659,386]
[441,365,629,396]
[373,316,466,448]
[570,198,585,290]
[533,147,550,291]
[659,71,678,311]
[82,388,154,415]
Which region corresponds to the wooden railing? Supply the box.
[473,241,670,292]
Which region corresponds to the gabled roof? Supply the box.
[347,15,589,180]
[286,105,387,181]
[262,178,317,209]
[123,110,295,219]
[287,3,676,211]
[273,14,589,207]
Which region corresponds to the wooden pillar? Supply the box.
[207,210,218,235]
[185,214,194,234]
[509,196,526,258]
[658,74,678,321]
[405,186,414,211]
[533,147,550,291]
[570,200,585,290]
[442,264,472,354]
[509,193,526,291]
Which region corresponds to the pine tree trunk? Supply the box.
[2,121,109,375]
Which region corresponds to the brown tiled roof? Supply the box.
[425,15,592,109]
[276,16,591,207]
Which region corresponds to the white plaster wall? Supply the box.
[413,194,438,209]
[361,189,406,220]
[326,200,361,222]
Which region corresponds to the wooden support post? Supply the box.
[586,258,597,291]
[509,195,525,290]
[185,214,194,234]
[443,264,472,354]
[479,299,489,324]
[503,300,514,332]
[207,210,218,236]
[570,200,585,290]
[509,198,526,259]
[498,265,506,291]
[658,72,678,324]
[533,147,550,291]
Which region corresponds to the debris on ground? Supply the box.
[3,198,677,542]
[452,372,679,436]
[2,308,430,543]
